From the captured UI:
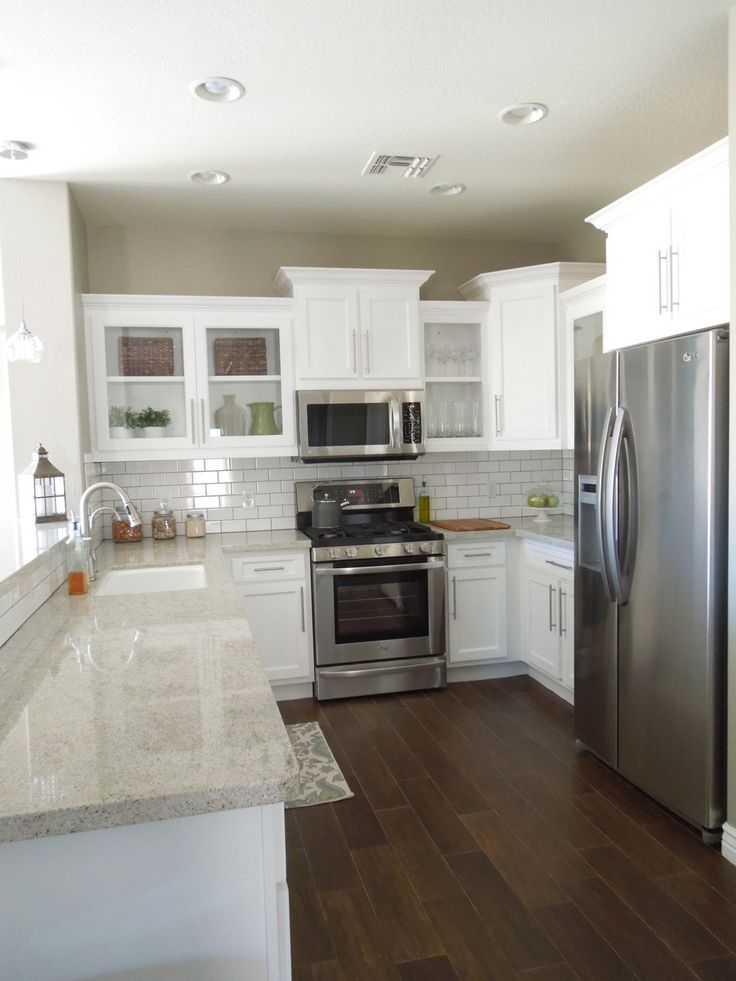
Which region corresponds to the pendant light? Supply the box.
[6,316,43,363]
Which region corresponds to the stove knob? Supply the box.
[345,546,358,558]
[329,548,343,559]
[374,544,386,556]
[404,543,418,555]
[420,542,434,554]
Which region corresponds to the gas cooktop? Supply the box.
[302,520,442,545]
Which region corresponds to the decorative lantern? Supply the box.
[33,445,67,523]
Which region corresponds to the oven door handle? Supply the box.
[314,559,445,576]
[318,657,446,678]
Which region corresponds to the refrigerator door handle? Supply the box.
[595,406,616,601]
[604,406,637,605]
[619,423,639,601]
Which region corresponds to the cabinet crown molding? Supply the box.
[459,262,605,300]
[559,273,607,304]
[82,294,294,312]
[274,266,434,296]
[586,137,728,231]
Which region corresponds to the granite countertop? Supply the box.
[0,536,299,844]
[218,528,311,552]
[438,515,574,548]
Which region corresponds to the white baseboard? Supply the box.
[447,660,527,683]
[272,682,314,702]
[722,822,736,866]
[526,665,574,704]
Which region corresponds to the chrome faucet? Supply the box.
[79,481,142,580]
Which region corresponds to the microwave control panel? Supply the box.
[402,402,422,444]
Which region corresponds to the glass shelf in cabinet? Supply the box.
[107,375,186,383]
[208,374,281,382]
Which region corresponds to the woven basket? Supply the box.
[118,337,175,376]
[213,337,268,375]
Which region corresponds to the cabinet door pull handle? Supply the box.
[190,398,196,444]
[200,398,207,444]
[452,575,457,619]
[464,552,493,558]
[364,329,371,374]
[352,329,358,374]
[548,584,557,632]
[300,585,306,632]
[559,588,566,637]
[658,250,668,313]
[494,395,502,436]
[669,245,679,311]
[545,559,572,571]
[254,566,286,573]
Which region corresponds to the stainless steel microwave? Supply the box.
[296,390,425,461]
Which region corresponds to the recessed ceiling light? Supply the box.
[498,103,548,125]
[191,77,245,103]
[0,141,31,161]
[429,183,466,196]
[189,170,230,185]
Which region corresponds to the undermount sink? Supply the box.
[96,564,207,596]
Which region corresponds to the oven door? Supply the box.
[313,555,445,666]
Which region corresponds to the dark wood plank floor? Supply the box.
[279,677,736,980]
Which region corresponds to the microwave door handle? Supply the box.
[390,402,399,449]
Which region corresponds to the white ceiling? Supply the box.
[1,0,730,243]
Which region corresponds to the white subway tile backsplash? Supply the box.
[99,447,575,538]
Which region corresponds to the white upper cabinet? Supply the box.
[460,263,603,450]
[587,138,728,351]
[275,267,433,389]
[84,296,296,461]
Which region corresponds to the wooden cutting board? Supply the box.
[430,519,511,531]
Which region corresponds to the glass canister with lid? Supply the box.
[186,511,206,538]
[152,501,177,540]
[113,505,143,543]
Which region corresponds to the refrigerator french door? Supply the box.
[574,326,728,837]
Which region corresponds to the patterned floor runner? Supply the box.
[284,721,354,808]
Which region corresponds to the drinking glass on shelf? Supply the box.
[463,346,478,377]
[453,401,466,437]
[435,345,449,377]
[470,401,481,436]
[449,345,463,377]
[438,401,451,437]
[426,343,437,377]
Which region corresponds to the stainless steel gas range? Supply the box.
[295,477,446,700]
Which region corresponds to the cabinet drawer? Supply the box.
[524,543,574,581]
[231,551,307,583]
[447,541,506,568]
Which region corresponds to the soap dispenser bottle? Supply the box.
[418,480,431,524]
[66,521,89,595]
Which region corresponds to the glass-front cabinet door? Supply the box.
[421,301,489,452]
[193,309,295,450]
[88,308,198,451]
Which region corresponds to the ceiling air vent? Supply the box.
[361,152,438,179]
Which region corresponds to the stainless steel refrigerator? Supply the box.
[574,326,728,839]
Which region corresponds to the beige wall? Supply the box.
[556,221,606,264]
[85,225,560,299]
[0,181,87,513]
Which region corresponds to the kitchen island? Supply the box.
[0,536,298,981]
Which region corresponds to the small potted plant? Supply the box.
[108,405,130,439]
[138,406,171,438]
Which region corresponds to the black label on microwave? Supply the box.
[402,402,422,444]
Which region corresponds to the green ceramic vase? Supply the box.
[248,401,281,436]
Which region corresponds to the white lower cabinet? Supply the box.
[447,542,508,665]
[521,542,574,691]
[231,550,313,686]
